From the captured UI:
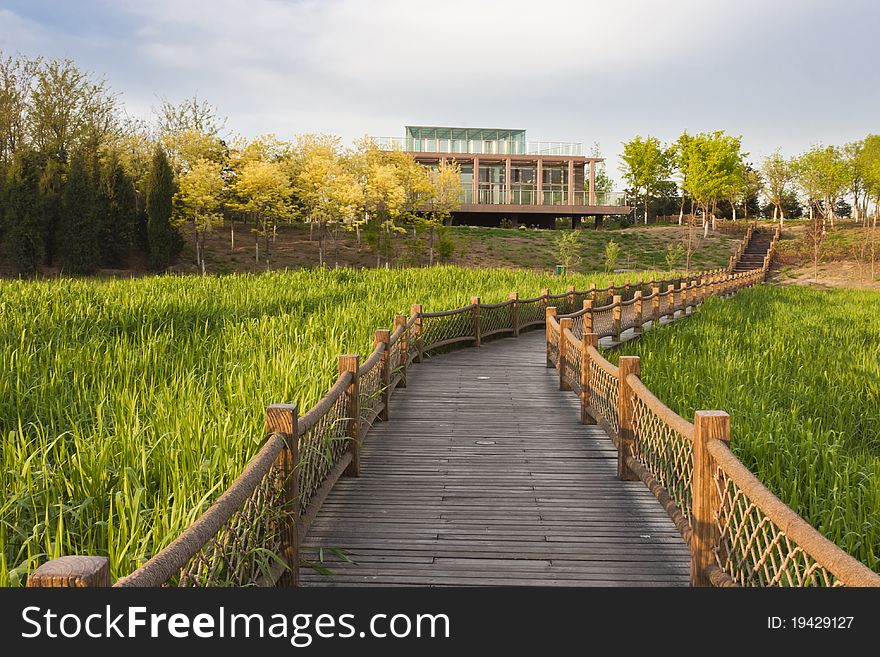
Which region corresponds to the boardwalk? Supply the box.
[301,331,691,586]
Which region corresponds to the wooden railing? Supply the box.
[727,221,756,272]
[546,268,880,587]
[28,243,825,588]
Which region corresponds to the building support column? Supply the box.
[505,156,512,204]
[589,160,596,205]
[537,158,543,206]
[568,159,575,205]
[472,156,479,204]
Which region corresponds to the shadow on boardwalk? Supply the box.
[301,331,690,587]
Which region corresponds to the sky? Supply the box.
[1,0,878,182]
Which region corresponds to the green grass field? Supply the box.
[613,285,880,571]
[0,266,669,586]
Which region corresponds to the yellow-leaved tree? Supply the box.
[174,158,225,274]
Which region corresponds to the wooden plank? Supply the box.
[300,331,690,587]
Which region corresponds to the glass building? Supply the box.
[375,126,629,227]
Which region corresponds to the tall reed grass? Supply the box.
[614,285,880,572]
[0,266,664,585]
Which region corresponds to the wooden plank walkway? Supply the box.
[300,330,691,586]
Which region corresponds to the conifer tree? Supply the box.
[146,146,179,270]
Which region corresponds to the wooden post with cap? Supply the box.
[471,296,481,346]
[691,410,731,587]
[509,291,520,337]
[545,306,557,367]
[410,304,423,363]
[375,329,391,422]
[339,354,360,477]
[265,403,299,586]
[394,314,407,388]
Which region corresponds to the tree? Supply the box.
[28,57,117,163]
[603,240,620,274]
[761,151,794,225]
[679,131,745,235]
[58,151,100,274]
[234,159,294,267]
[146,146,179,271]
[843,140,866,223]
[859,135,880,279]
[619,135,673,224]
[0,52,39,163]
[175,158,225,274]
[793,145,848,230]
[423,159,462,265]
[555,230,582,272]
[98,150,139,267]
[1,149,45,274]
[363,159,405,268]
[589,143,614,199]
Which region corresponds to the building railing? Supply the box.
[457,186,628,207]
[374,136,584,156]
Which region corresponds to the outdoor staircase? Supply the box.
[732,228,774,273]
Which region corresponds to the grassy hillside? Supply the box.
[180,223,739,275]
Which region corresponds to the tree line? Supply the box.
[0,52,462,276]
[619,131,880,229]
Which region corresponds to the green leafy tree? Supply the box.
[604,239,620,274]
[760,151,794,226]
[146,146,179,271]
[555,230,582,272]
[619,135,673,224]
[424,159,462,265]
[100,150,139,267]
[175,158,225,274]
[234,158,295,267]
[58,151,100,274]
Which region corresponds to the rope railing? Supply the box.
[544,265,880,587]
[28,239,827,589]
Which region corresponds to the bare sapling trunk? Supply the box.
[731,199,737,222]
[429,225,435,266]
[230,220,235,252]
[317,221,324,267]
[644,193,649,225]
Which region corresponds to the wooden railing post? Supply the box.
[617,356,640,481]
[339,354,361,477]
[541,288,550,317]
[652,286,660,324]
[582,299,593,334]
[612,294,622,341]
[581,332,599,425]
[666,284,675,320]
[632,291,643,334]
[691,410,731,587]
[589,282,597,303]
[471,296,481,346]
[545,306,557,367]
[410,304,423,364]
[394,314,407,388]
[375,329,391,422]
[559,317,572,391]
[509,292,520,337]
[265,403,299,587]
[566,284,576,313]
[27,556,111,587]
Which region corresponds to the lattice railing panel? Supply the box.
[592,308,615,339]
[630,393,693,520]
[562,331,582,394]
[519,299,545,327]
[713,467,841,587]
[620,303,639,331]
[176,463,287,587]
[481,303,513,336]
[359,356,384,430]
[547,323,560,367]
[421,310,473,350]
[589,360,619,436]
[298,393,350,515]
